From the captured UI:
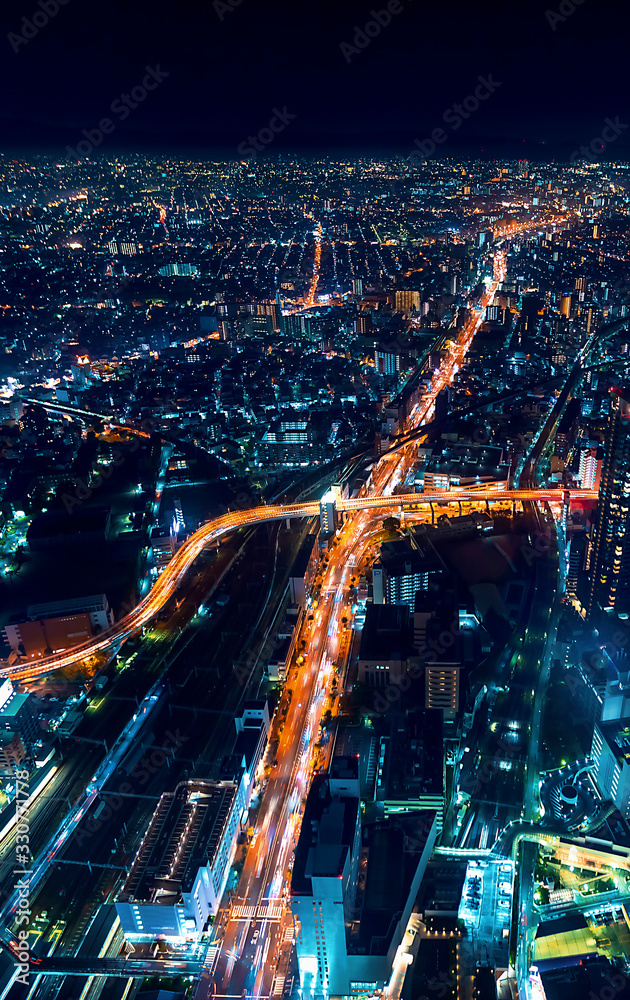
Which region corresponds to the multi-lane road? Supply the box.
[4,232,590,998]
[0,248,505,683]
[1,489,596,685]
[206,245,555,997]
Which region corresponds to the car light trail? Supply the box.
[0,485,596,682]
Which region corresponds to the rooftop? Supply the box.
[291,773,360,896]
[0,692,31,719]
[358,603,413,663]
[121,780,237,905]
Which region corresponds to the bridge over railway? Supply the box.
[0,487,597,683]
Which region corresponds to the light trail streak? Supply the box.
[1,484,596,683]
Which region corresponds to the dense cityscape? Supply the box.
[0,152,630,1000]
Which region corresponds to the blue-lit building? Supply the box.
[588,388,630,618]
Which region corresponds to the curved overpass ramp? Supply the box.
[0,488,597,682]
[1,501,319,682]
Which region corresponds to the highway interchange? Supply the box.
[0,229,603,999]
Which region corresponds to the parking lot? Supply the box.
[458,858,515,967]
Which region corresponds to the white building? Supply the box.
[116,778,247,940]
[291,765,437,998]
[591,721,630,821]
[578,446,602,490]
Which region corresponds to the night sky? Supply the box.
[1,0,629,160]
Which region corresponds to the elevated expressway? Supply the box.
[1,488,597,683]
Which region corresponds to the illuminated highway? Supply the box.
[0,243,595,694]
[1,232,588,999]
[305,220,322,308]
[204,243,577,997]
[0,487,596,682]
[212,504,438,997]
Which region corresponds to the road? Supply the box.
[211,506,432,997]
[1,486,596,683]
[7,237,576,998]
[206,250,512,997]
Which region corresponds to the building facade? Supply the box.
[587,390,630,617]
[116,778,247,940]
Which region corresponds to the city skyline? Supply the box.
[1,17,630,993]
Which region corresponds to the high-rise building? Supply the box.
[0,680,38,750]
[290,765,437,998]
[374,346,401,376]
[0,731,26,770]
[591,720,630,822]
[319,490,338,540]
[374,535,444,609]
[394,289,420,313]
[579,446,603,490]
[425,660,461,720]
[587,389,630,618]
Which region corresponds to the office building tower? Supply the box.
[374,347,401,376]
[0,680,38,750]
[291,765,437,998]
[319,490,338,540]
[394,289,420,313]
[591,721,630,822]
[0,731,26,770]
[587,389,630,617]
[579,446,602,491]
[425,661,461,720]
[375,535,444,609]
